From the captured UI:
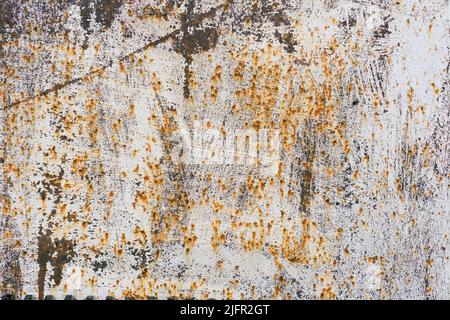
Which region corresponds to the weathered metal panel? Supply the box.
[1,0,449,299]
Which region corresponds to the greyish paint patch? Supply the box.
[1,0,449,300]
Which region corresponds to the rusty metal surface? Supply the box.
[0,0,449,300]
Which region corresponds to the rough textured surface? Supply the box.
[0,0,449,300]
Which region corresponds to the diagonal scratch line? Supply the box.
[4,0,233,110]
[3,0,233,111]
[4,30,180,110]
[5,32,177,108]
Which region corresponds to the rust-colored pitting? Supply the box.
[1,0,449,300]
